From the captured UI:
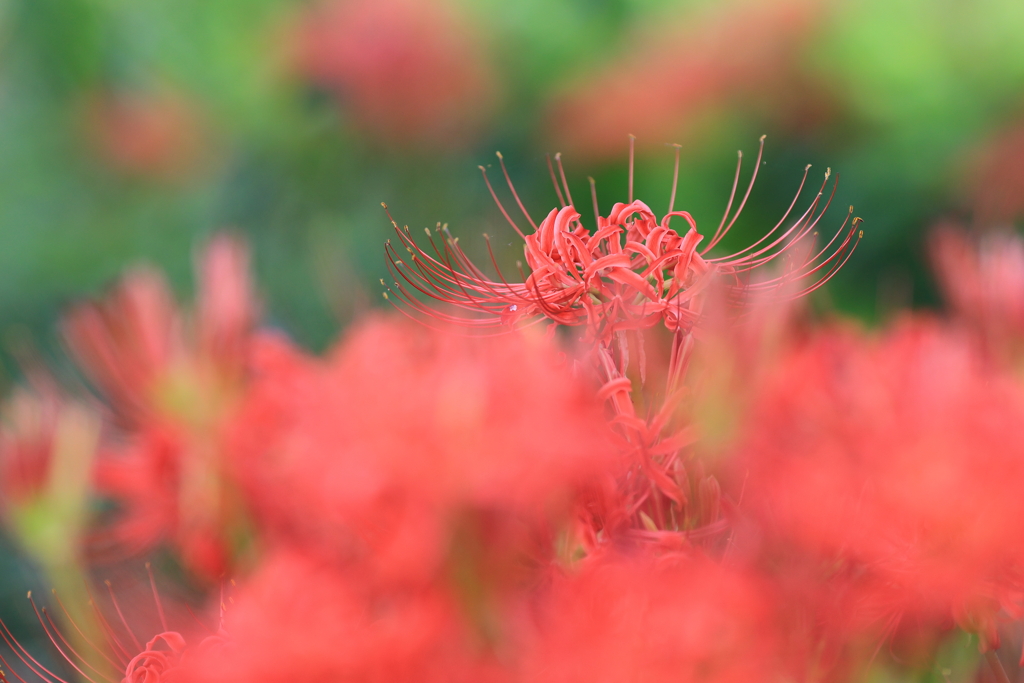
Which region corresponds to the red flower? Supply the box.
[930,224,1024,363]
[522,552,790,683]
[63,235,257,579]
[544,0,826,161]
[84,88,208,179]
[171,550,502,683]
[289,0,499,148]
[0,572,220,683]
[735,318,1024,646]
[229,316,620,581]
[383,140,860,542]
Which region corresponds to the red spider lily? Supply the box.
[83,88,208,179]
[963,122,1024,226]
[734,318,1024,653]
[0,380,100,569]
[383,138,860,541]
[173,550,504,683]
[288,0,499,148]
[384,138,860,337]
[0,568,221,683]
[522,551,793,683]
[63,236,257,579]
[228,316,620,582]
[544,0,826,161]
[930,224,1024,364]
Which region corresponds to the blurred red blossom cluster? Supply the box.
[6,144,1024,683]
[288,0,499,148]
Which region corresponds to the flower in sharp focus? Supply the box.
[382,139,860,543]
[383,138,861,344]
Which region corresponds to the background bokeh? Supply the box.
[1,0,1023,652]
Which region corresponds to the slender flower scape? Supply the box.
[383,138,861,542]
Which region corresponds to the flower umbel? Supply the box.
[382,138,861,543]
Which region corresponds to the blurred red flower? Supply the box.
[229,316,619,582]
[84,88,208,179]
[64,236,257,579]
[544,0,825,160]
[735,318,1024,646]
[171,550,503,683]
[522,552,791,683]
[289,0,499,148]
[963,122,1024,226]
[931,224,1024,364]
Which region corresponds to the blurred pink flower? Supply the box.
[64,236,257,580]
[289,0,499,148]
[523,552,792,683]
[930,224,1024,363]
[84,89,208,179]
[545,0,826,160]
[963,122,1024,225]
[735,318,1024,648]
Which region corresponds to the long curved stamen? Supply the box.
[554,153,574,208]
[493,152,540,232]
[546,154,567,207]
[668,143,681,215]
[477,167,526,239]
[703,135,766,253]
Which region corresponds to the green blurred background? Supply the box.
[1,0,1024,646]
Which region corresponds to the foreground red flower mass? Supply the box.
[231,316,619,582]
[735,319,1024,647]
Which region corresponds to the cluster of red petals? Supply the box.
[289,0,499,148]
[63,236,256,579]
[524,552,791,683]
[931,225,1024,360]
[386,149,860,341]
[170,550,495,683]
[230,317,619,578]
[734,319,1024,645]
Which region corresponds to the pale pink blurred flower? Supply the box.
[289,0,499,148]
[84,88,208,179]
[545,0,826,160]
